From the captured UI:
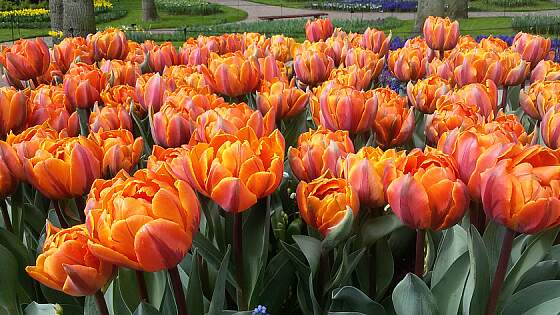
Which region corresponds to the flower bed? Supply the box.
[309,0,418,12]
[155,0,222,15]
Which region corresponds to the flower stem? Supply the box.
[94,290,109,315]
[74,196,86,222]
[136,270,149,303]
[0,199,13,232]
[500,86,509,111]
[369,245,376,297]
[169,265,187,315]
[77,108,90,137]
[415,229,425,277]
[485,228,515,315]
[233,212,246,310]
[53,200,69,228]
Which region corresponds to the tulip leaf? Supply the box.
[412,109,426,149]
[118,269,141,312]
[293,235,322,275]
[295,273,314,315]
[548,245,560,261]
[322,207,354,251]
[23,302,60,315]
[208,246,231,315]
[483,221,507,274]
[516,260,560,291]
[158,281,177,315]
[254,249,296,314]
[506,85,521,111]
[501,280,560,315]
[331,238,365,292]
[330,286,385,315]
[361,213,404,247]
[282,108,308,149]
[84,296,97,315]
[432,252,470,315]
[375,237,394,300]
[186,251,204,315]
[133,302,159,315]
[279,240,310,276]
[192,232,238,289]
[392,273,438,315]
[0,229,34,298]
[144,271,167,310]
[104,277,132,315]
[431,225,468,288]
[0,244,20,315]
[523,297,560,315]
[462,226,490,315]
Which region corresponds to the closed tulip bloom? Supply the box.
[444,80,498,117]
[427,58,454,82]
[63,63,107,110]
[453,50,504,87]
[315,85,377,134]
[500,50,530,87]
[86,169,200,271]
[407,76,451,114]
[344,48,384,74]
[328,65,374,91]
[21,136,103,200]
[541,105,560,149]
[297,174,359,236]
[179,43,209,66]
[201,53,260,97]
[88,28,129,61]
[259,55,288,82]
[99,59,141,87]
[423,16,460,52]
[519,80,560,120]
[3,38,50,81]
[530,60,560,82]
[325,35,350,66]
[288,127,354,182]
[26,84,75,132]
[151,98,193,148]
[135,73,174,113]
[257,78,309,120]
[26,223,114,296]
[305,18,334,42]
[340,147,405,208]
[90,129,143,177]
[89,103,132,132]
[0,86,27,136]
[294,50,334,86]
[512,32,552,66]
[386,148,469,230]
[148,42,179,74]
[360,27,390,57]
[53,37,94,73]
[426,101,481,145]
[0,141,23,198]
[480,145,560,233]
[388,46,427,82]
[372,87,414,148]
[170,127,284,213]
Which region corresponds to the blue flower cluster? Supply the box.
[252,305,270,315]
[310,0,417,12]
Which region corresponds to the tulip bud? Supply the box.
[148,42,179,74]
[407,76,451,114]
[372,87,414,148]
[63,63,107,110]
[294,50,334,86]
[257,78,309,120]
[99,59,141,87]
[541,105,560,149]
[88,28,129,61]
[305,18,334,42]
[179,43,209,66]
[423,16,460,52]
[135,73,174,113]
[3,38,50,81]
[201,53,260,97]
[53,37,94,74]
[0,86,27,136]
[360,27,391,57]
[0,141,22,198]
[388,46,427,82]
[512,32,552,66]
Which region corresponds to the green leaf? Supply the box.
[282,108,308,149]
[293,235,322,275]
[207,246,231,315]
[501,280,560,315]
[506,85,521,111]
[255,250,296,314]
[104,277,131,315]
[186,251,204,315]
[84,296,97,315]
[144,271,167,310]
[412,109,426,148]
[516,260,560,291]
[431,225,468,288]
[192,232,238,289]
[462,226,490,315]
[524,297,560,315]
[279,240,310,276]
[361,213,404,247]
[296,273,314,315]
[118,269,141,312]
[158,281,177,315]
[0,229,34,297]
[322,207,354,251]
[133,302,159,315]
[392,273,438,315]
[432,253,470,315]
[23,302,61,315]
[483,221,506,274]
[0,244,21,315]
[331,239,366,291]
[330,286,385,315]
[548,244,560,261]
[375,237,394,299]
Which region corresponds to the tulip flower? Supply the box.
[6,123,59,160]
[478,36,509,53]
[406,76,451,114]
[257,78,309,120]
[500,50,530,87]
[201,53,260,97]
[388,46,427,82]
[541,105,560,149]
[26,84,76,132]
[21,136,103,200]
[386,148,469,231]
[360,27,391,57]
[0,86,27,136]
[0,141,22,198]
[169,127,285,213]
[480,145,560,234]
[269,35,297,62]
[85,169,200,272]
[314,85,377,134]
[135,73,174,113]
[443,80,498,117]
[151,98,193,148]
[511,32,551,66]
[90,129,143,177]
[88,28,129,61]
[519,80,560,120]
[427,58,454,82]
[53,37,94,73]
[296,174,359,237]
[148,42,179,74]
[453,50,504,87]
[147,145,189,176]
[426,101,481,145]
[423,16,460,53]
[99,59,141,87]
[344,47,384,75]
[89,103,133,132]
[305,18,334,42]
[164,86,226,120]
[161,65,210,93]
[288,127,354,182]
[483,111,533,145]
[325,35,350,66]
[3,38,50,81]
[63,63,107,110]
[530,60,560,82]
[372,88,414,148]
[259,55,288,82]
[294,50,334,86]
[26,222,114,296]
[179,43,209,66]
[328,65,374,91]
[125,41,146,64]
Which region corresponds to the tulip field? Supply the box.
[2,15,560,315]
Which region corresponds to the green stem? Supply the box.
[233,212,246,310]
[415,229,425,277]
[53,200,69,228]
[136,270,149,303]
[94,290,109,315]
[485,229,515,315]
[0,199,13,232]
[77,108,90,137]
[169,265,187,315]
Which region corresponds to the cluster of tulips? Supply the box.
[1,15,560,315]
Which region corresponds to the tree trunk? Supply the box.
[446,0,468,19]
[63,0,96,38]
[142,0,159,21]
[413,0,445,33]
[49,0,64,32]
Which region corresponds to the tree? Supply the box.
[447,0,468,19]
[49,0,63,33]
[63,0,96,38]
[142,0,159,21]
[414,0,444,33]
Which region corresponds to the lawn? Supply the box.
[0,0,247,42]
[246,0,309,9]
[468,0,559,11]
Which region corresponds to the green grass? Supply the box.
[389,16,514,38]
[468,0,559,11]
[246,0,308,9]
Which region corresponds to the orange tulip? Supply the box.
[99,59,141,87]
[453,50,503,87]
[89,103,132,132]
[269,35,297,62]
[190,102,275,144]
[26,84,75,132]
[372,87,414,148]
[406,76,451,114]
[314,85,377,134]
[443,80,498,118]
[53,37,94,74]
[63,63,107,110]
[100,84,138,108]
[478,36,509,53]
[541,105,560,149]
[0,86,27,136]
[135,73,174,113]
[148,42,179,74]
[386,148,469,230]
[288,127,354,182]
[147,145,189,176]
[423,16,460,52]
[88,28,129,61]
[500,50,530,87]
[179,43,209,66]
[305,18,334,42]
[339,147,404,208]
[3,38,50,81]
[328,65,374,91]
[426,101,481,145]
[151,98,193,148]
[294,50,334,86]
[85,169,200,271]
[257,78,309,120]
[519,80,560,120]
[296,174,359,236]
[427,58,454,82]
[258,55,288,82]
[169,127,284,213]
[511,32,551,66]
[360,27,390,57]
[325,35,351,66]
[388,46,427,82]
[161,65,210,93]
[90,129,143,177]
[530,60,560,83]
[344,47,384,74]
[6,123,59,160]
[483,111,533,145]
[163,86,225,120]
[480,145,560,233]
[25,222,114,296]
[21,136,102,199]
[201,53,260,97]
[125,41,146,64]
[0,141,22,198]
